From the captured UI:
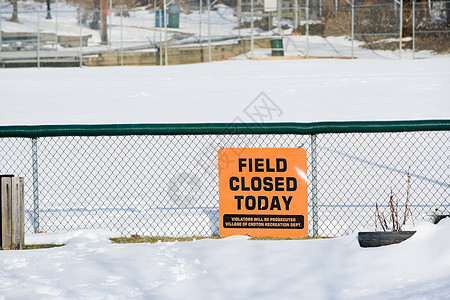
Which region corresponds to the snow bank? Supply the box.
[25,229,121,245]
[0,219,447,299]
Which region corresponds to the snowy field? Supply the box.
[1,58,450,125]
[1,58,449,237]
[1,30,450,298]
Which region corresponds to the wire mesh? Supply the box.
[0,130,448,237]
[413,1,450,56]
[1,1,448,65]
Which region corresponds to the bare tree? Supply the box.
[11,0,19,22]
[100,0,108,44]
[447,1,450,26]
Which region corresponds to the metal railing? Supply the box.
[1,1,448,67]
[0,120,449,237]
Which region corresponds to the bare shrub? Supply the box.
[323,9,352,36]
[375,170,414,232]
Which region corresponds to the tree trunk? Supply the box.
[447,1,450,26]
[90,0,100,30]
[11,0,19,22]
[100,0,108,44]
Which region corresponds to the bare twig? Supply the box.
[389,189,398,231]
[375,203,378,231]
[382,211,388,231]
[404,168,411,226]
[375,170,414,232]
[376,203,387,231]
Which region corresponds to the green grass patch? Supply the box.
[110,235,330,244]
[110,236,221,244]
[249,236,330,241]
[23,244,65,250]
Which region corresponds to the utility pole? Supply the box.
[277,0,282,35]
[237,0,241,35]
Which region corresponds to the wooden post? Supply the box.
[1,176,13,250]
[12,177,24,250]
[1,176,24,250]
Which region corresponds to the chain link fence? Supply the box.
[240,0,404,58]
[1,0,448,66]
[412,0,450,58]
[0,121,448,237]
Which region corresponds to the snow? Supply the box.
[0,2,256,49]
[0,1,444,58]
[0,59,449,299]
[1,58,450,126]
[1,1,449,126]
[0,220,448,298]
[1,3,450,298]
[239,35,438,60]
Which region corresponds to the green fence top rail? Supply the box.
[0,120,449,138]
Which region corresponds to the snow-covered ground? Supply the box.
[1,58,449,125]
[0,2,265,49]
[0,1,443,59]
[1,5,449,297]
[1,57,449,239]
[0,220,448,299]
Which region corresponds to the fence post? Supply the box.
[237,0,241,37]
[412,1,415,59]
[11,177,24,249]
[1,176,13,249]
[311,134,319,237]
[1,176,24,250]
[306,0,310,58]
[154,0,157,48]
[55,0,59,49]
[37,11,41,68]
[159,9,163,65]
[1,11,3,52]
[79,10,83,67]
[109,0,112,50]
[208,0,212,62]
[120,9,124,66]
[250,0,254,59]
[399,0,403,59]
[294,0,299,30]
[351,1,354,58]
[199,0,203,46]
[164,0,168,66]
[32,138,40,234]
[277,0,282,35]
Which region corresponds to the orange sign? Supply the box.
[218,148,308,238]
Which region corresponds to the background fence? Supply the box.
[0,121,449,237]
[412,0,450,56]
[0,0,449,67]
